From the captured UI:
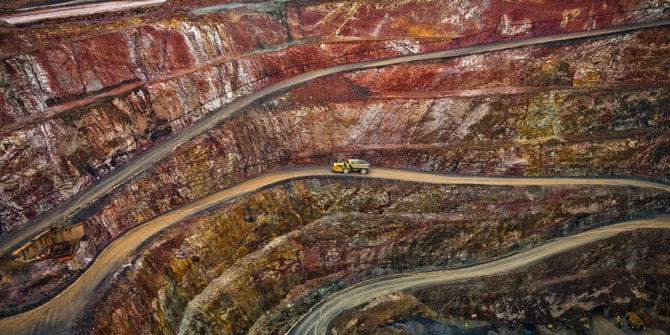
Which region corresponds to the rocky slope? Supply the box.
[2,24,668,236]
[0,0,668,333]
[329,228,670,334]
[74,179,669,334]
[1,0,668,233]
[72,26,669,263]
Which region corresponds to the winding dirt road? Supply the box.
[0,167,668,334]
[0,20,669,335]
[0,0,166,25]
[1,19,668,258]
[286,214,670,335]
[591,313,626,335]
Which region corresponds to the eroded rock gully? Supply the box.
[0,0,668,333]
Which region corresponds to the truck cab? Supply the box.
[332,159,370,174]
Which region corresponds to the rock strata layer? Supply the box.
[75,179,669,334]
[0,0,668,333]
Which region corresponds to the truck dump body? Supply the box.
[347,159,369,167]
[626,312,644,330]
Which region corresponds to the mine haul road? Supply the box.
[1,19,669,258]
[285,207,670,335]
[0,21,669,335]
[0,0,167,25]
[0,167,669,334]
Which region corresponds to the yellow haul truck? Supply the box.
[332,159,370,174]
[626,312,644,330]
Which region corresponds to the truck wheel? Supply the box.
[360,168,368,174]
[343,168,350,174]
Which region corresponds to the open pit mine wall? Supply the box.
[330,229,670,334]
[75,179,670,334]
[0,1,668,234]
